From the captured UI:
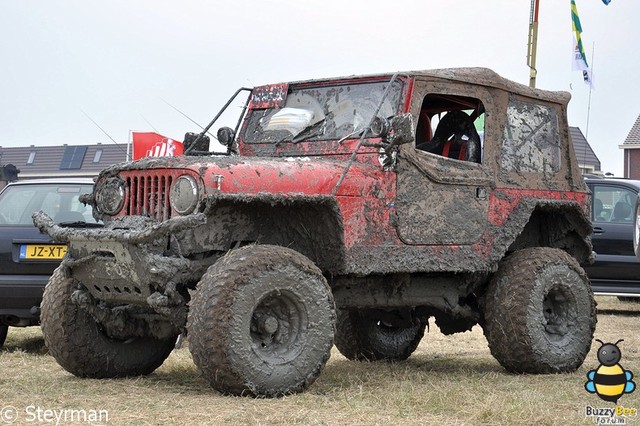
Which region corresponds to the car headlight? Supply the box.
[95,178,125,216]
[170,175,199,215]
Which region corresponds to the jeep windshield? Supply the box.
[243,79,403,144]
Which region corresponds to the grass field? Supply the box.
[1,296,639,425]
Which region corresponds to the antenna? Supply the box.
[140,114,159,133]
[585,42,595,140]
[80,109,128,156]
[160,98,216,140]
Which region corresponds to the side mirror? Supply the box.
[378,113,415,169]
[387,113,415,147]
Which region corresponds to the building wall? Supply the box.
[624,149,640,179]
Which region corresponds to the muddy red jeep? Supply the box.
[35,68,596,397]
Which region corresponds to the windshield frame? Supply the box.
[241,77,405,145]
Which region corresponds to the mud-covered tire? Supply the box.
[0,325,7,348]
[334,310,426,361]
[188,245,336,397]
[40,265,177,378]
[483,247,596,374]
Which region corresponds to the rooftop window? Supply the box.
[60,146,88,170]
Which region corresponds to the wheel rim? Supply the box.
[542,284,577,343]
[250,290,307,364]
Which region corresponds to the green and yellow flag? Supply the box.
[571,0,593,88]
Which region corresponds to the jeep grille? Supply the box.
[125,174,173,221]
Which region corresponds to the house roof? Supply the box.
[622,114,640,146]
[570,126,601,171]
[0,143,128,179]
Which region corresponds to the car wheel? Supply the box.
[188,245,335,397]
[40,265,177,378]
[334,309,426,361]
[0,325,7,348]
[483,247,596,373]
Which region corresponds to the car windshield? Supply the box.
[243,80,403,144]
[0,183,98,226]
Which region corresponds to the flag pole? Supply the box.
[527,0,540,88]
[585,42,595,139]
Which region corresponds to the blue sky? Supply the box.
[1,0,638,176]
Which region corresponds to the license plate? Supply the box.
[19,244,67,260]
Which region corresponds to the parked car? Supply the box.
[634,192,640,261]
[0,178,99,347]
[583,176,640,298]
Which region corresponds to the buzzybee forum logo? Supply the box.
[586,339,635,403]
[584,339,637,423]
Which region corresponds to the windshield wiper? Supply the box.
[275,119,327,146]
[338,128,365,144]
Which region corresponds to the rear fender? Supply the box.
[506,202,593,263]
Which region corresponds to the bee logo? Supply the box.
[585,339,636,403]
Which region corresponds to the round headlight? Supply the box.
[170,175,199,215]
[95,177,125,216]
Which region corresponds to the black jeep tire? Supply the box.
[334,310,426,361]
[40,265,177,378]
[483,247,596,374]
[0,325,7,348]
[188,245,335,397]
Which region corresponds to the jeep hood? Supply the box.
[99,155,383,198]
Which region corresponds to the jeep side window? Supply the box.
[415,94,484,163]
[501,99,561,176]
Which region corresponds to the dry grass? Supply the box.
[1,296,639,425]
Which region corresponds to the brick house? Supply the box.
[620,114,640,179]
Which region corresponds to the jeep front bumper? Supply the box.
[32,211,207,306]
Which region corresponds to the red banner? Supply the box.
[131,132,184,160]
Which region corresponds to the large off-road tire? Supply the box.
[483,247,596,374]
[40,265,177,378]
[0,325,7,348]
[334,310,426,361]
[188,245,336,397]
